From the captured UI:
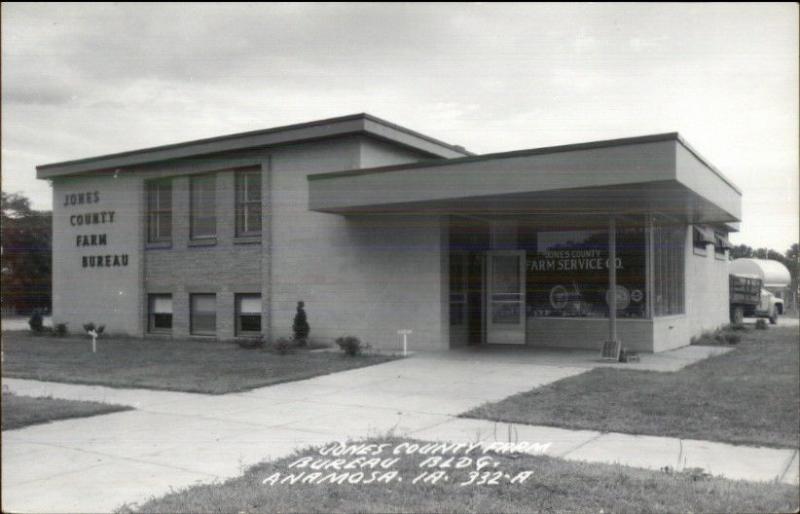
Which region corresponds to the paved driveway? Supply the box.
[2,344,794,513]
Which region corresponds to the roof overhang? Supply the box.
[37,113,471,179]
[308,133,741,225]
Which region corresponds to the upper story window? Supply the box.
[190,174,216,240]
[235,169,262,237]
[146,179,172,243]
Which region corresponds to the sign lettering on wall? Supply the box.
[63,191,129,269]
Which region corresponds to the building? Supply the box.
[37,114,741,352]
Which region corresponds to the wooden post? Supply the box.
[609,216,617,342]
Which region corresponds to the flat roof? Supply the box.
[37,113,472,179]
[307,131,742,224]
[308,132,741,195]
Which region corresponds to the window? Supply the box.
[236,294,262,335]
[146,180,172,243]
[653,223,685,316]
[692,225,713,255]
[190,294,216,335]
[235,169,262,237]
[148,294,172,332]
[714,231,731,260]
[526,225,647,319]
[190,174,216,239]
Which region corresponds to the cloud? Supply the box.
[1,3,797,250]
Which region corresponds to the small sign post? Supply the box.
[397,329,412,357]
[89,329,98,353]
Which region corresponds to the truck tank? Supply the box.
[730,259,791,291]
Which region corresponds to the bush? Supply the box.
[273,337,293,355]
[28,310,44,333]
[724,332,741,344]
[54,323,69,337]
[335,336,365,357]
[755,319,768,330]
[693,327,741,346]
[238,335,264,349]
[83,323,105,335]
[292,301,310,346]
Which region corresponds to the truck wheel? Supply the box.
[730,305,744,325]
[769,309,778,325]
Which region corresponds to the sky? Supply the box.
[2,3,797,251]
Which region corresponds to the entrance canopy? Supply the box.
[308,133,741,226]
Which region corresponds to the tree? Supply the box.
[292,301,310,345]
[730,244,754,260]
[1,192,52,314]
[785,243,799,313]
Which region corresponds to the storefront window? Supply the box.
[526,226,647,319]
[653,224,685,315]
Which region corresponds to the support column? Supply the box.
[646,214,654,319]
[608,215,618,343]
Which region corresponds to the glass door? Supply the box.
[486,251,526,344]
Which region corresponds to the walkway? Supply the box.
[2,344,797,512]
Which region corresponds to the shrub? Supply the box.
[238,335,264,349]
[54,323,69,337]
[83,322,95,333]
[693,328,741,346]
[292,301,310,346]
[28,310,44,333]
[335,336,365,357]
[755,319,768,330]
[274,337,292,355]
[724,333,741,344]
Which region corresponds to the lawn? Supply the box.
[118,437,798,514]
[463,325,800,448]
[1,331,398,394]
[2,392,131,430]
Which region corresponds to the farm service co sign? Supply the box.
[525,230,647,318]
[64,191,129,269]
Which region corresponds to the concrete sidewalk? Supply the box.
[3,346,798,513]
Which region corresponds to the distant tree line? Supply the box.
[1,192,52,315]
[0,189,798,315]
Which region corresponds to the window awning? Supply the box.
[715,232,733,250]
[693,225,716,244]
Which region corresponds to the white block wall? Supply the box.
[686,230,731,339]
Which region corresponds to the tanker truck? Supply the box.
[729,258,790,325]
